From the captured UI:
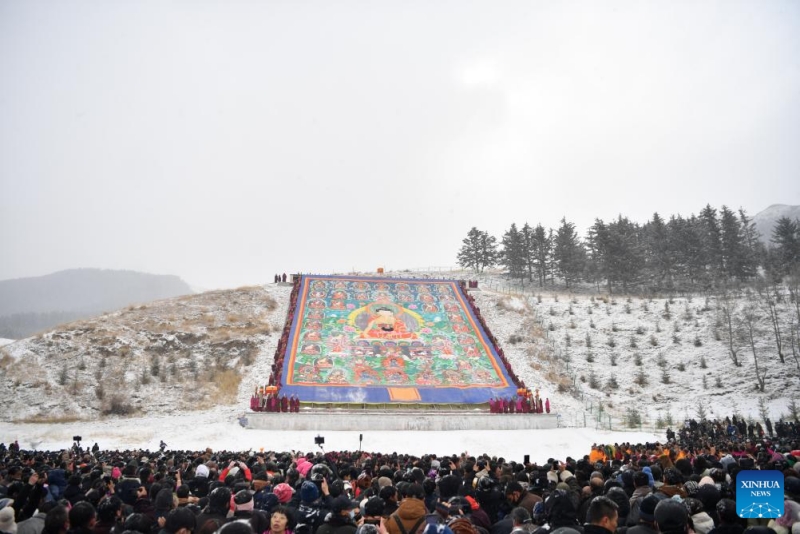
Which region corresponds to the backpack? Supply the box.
[391,513,428,534]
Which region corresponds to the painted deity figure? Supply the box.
[352,302,421,340]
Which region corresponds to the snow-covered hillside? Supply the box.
[1,270,798,459]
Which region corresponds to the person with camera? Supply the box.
[220,461,252,485]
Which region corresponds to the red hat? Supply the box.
[273,483,294,504]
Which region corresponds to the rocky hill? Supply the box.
[0,284,289,421]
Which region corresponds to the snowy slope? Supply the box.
[2,269,797,463]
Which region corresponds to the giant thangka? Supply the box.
[279,275,518,404]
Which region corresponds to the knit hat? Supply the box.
[0,505,17,534]
[378,477,393,488]
[448,518,478,534]
[683,498,704,516]
[111,467,122,480]
[273,483,294,504]
[301,481,320,503]
[699,476,715,487]
[639,494,663,523]
[234,490,254,512]
[683,481,699,496]
[195,465,209,478]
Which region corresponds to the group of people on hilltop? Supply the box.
[274,275,288,284]
[2,418,800,534]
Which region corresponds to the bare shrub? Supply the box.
[103,394,135,416]
[210,369,242,404]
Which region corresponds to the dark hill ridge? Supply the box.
[0,269,192,339]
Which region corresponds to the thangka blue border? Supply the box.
[278,275,519,403]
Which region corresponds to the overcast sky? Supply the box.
[2,1,799,289]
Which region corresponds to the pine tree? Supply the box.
[670,215,707,287]
[585,219,610,292]
[643,212,674,289]
[699,204,724,281]
[738,209,761,280]
[531,224,551,288]
[521,223,536,282]
[500,223,527,282]
[479,230,499,271]
[589,216,644,293]
[553,218,585,289]
[457,227,498,273]
[771,216,800,275]
[458,227,485,272]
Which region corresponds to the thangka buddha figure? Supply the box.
[349,300,423,340]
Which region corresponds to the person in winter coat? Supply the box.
[117,466,143,506]
[709,500,745,534]
[65,502,96,534]
[683,498,714,534]
[509,508,535,534]
[62,477,84,507]
[582,497,618,534]
[295,480,333,534]
[196,487,231,528]
[232,491,256,521]
[531,490,584,534]
[160,508,196,534]
[187,465,210,499]
[627,495,663,534]
[653,500,690,534]
[577,478,605,526]
[44,469,67,502]
[385,484,431,534]
[628,472,651,511]
[0,502,17,534]
[92,496,123,534]
[317,495,360,534]
[41,505,69,534]
[505,483,541,517]
[17,501,57,534]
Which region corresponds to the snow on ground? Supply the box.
[0,409,661,463]
[0,338,15,347]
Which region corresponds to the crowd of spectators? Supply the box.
[2,418,799,534]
